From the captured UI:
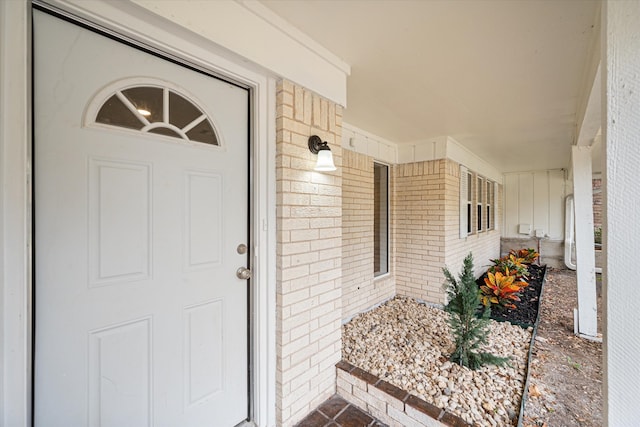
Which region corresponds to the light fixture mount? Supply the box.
[308,135,336,171]
[308,135,330,154]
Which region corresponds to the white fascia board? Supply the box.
[48,0,349,105]
[388,136,503,184]
[239,1,350,75]
[396,144,415,164]
[575,6,602,147]
[396,137,448,164]
[576,63,602,147]
[342,123,398,164]
[414,137,448,162]
[445,137,503,183]
[131,0,350,106]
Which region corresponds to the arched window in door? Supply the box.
[87,79,220,146]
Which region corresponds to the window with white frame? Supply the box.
[460,167,497,236]
[460,166,473,238]
[467,173,473,234]
[374,163,389,276]
[486,180,494,230]
[477,176,484,232]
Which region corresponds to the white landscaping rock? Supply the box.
[342,296,531,427]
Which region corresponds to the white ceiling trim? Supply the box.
[397,137,503,183]
[42,0,275,88]
[341,122,503,182]
[445,137,503,184]
[128,0,349,106]
[238,0,351,75]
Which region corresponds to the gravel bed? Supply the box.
[342,296,532,426]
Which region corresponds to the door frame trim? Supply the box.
[1,1,277,425]
[0,1,33,425]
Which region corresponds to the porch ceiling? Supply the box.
[260,0,600,173]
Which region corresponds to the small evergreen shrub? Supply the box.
[443,253,509,370]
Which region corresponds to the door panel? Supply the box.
[34,10,249,426]
[89,158,152,285]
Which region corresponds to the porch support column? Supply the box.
[571,145,598,338]
[603,0,640,424]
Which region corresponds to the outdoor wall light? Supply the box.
[308,135,336,172]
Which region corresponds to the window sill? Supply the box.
[374,272,391,281]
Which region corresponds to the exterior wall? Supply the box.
[394,160,447,303]
[503,170,566,240]
[502,169,566,268]
[276,80,343,426]
[444,161,501,282]
[501,177,602,270]
[394,160,501,304]
[341,149,394,321]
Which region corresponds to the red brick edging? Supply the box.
[336,360,471,427]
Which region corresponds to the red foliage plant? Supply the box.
[480,268,528,310]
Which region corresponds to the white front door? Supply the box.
[34,10,250,426]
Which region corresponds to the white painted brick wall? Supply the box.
[276,81,503,423]
[394,160,447,302]
[276,80,343,426]
[342,149,395,321]
[444,159,501,282]
[394,160,502,304]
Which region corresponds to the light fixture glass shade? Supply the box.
[314,149,336,171]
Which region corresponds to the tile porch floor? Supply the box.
[294,395,387,427]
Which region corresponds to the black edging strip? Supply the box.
[517,265,549,427]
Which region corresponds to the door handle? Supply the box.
[236,267,252,280]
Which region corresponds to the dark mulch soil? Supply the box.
[476,264,546,327]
